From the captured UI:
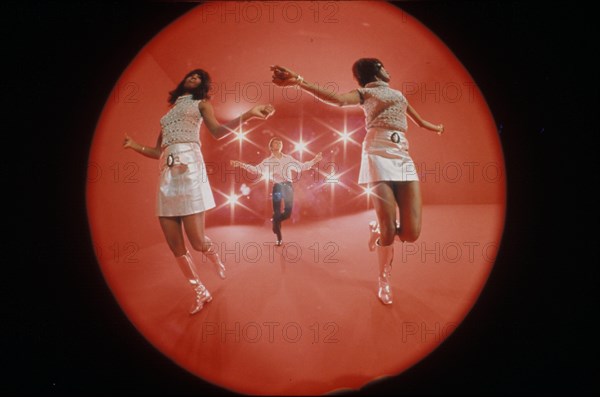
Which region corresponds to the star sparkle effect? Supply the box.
[211,111,372,222]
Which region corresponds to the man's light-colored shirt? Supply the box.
[240,153,318,183]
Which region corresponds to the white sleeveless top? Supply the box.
[160,94,203,148]
[357,81,408,132]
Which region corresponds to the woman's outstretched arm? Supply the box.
[123,132,162,159]
[200,101,275,140]
[271,65,361,107]
[406,103,444,135]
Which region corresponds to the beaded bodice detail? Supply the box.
[359,81,408,132]
[160,95,203,147]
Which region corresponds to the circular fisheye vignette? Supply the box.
[87,2,505,395]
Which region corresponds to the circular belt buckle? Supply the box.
[390,132,400,143]
[167,154,175,167]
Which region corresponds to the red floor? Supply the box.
[97,204,503,395]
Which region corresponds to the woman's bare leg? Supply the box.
[158,216,186,256]
[372,182,397,246]
[394,181,422,243]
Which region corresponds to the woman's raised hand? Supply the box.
[270,65,301,87]
[247,104,275,120]
[436,124,444,135]
[123,134,135,149]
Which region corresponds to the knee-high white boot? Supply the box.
[368,221,380,252]
[376,239,394,305]
[176,251,212,314]
[202,237,226,279]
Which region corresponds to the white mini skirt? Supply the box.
[358,128,419,184]
[156,142,216,217]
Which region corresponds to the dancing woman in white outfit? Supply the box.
[271,60,443,305]
[123,69,274,314]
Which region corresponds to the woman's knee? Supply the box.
[379,220,396,246]
[167,243,187,257]
[163,234,186,256]
[190,237,212,253]
[399,225,420,242]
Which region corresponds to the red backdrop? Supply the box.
[87,2,505,394]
